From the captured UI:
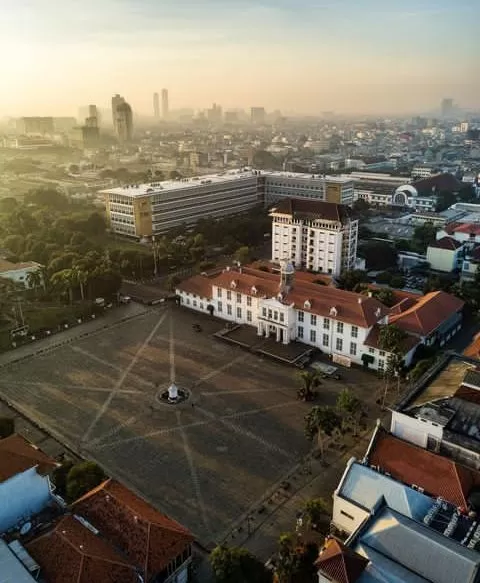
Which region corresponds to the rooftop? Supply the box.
[72,479,193,580]
[270,197,352,223]
[316,538,368,583]
[413,172,463,194]
[26,515,138,583]
[0,259,42,274]
[0,434,57,484]
[99,168,352,198]
[429,236,463,250]
[0,539,38,583]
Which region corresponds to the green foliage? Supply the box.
[362,241,398,270]
[276,534,318,583]
[336,388,360,415]
[302,499,329,528]
[390,275,405,289]
[412,223,437,252]
[369,287,396,307]
[234,246,252,265]
[304,406,340,441]
[378,325,407,354]
[337,270,368,291]
[52,460,74,498]
[65,461,106,503]
[0,418,15,438]
[210,545,272,583]
[409,358,435,382]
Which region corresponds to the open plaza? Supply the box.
[0,304,384,547]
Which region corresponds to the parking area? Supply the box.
[0,305,384,547]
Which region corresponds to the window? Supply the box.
[310,314,317,326]
[351,325,358,338]
[227,290,232,300]
[237,307,242,319]
[186,298,190,305]
[217,288,222,298]
[297,326,304,339]
[237,293,241,303]
[218,301,223,313]
[340,510,355,521]
[310,330,316,343]
[262,307,267,317]
[298,311,304,322]
[193,300,197,307]
[350,342,357,356]
[322,334,329,347]
[379,350,385,356]
[336,338,343,351]
[369,347,375,354]
[247,296,252,306]
[247,310,252,322]
[200,303,203,310]
[280,312,284,322]
[323,318,330,330]
[337,322,344,334]
[268,309,272,319]
[378,359,385,371]
[274,311,278,321]
[227,304,232,315]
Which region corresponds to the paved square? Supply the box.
[0,306,380,544]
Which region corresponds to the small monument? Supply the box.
[168,383,179,402]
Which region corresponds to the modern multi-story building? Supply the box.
[162,88,169,119]
[153,92,160,118]
[111,94,125,131]
[251,106,266,124]
[441,97,454,118]
[102,169,355,238]
[19,117,54,136]
[270,199,358,275]
[115,101,133,143]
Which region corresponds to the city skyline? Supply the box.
[0,0,478,117]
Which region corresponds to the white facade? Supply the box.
[426,245,463,272]
[0,261,43,288]
[271,208,358,276]
[263,173,354,206]
[0,467,52,533]
[412,166,434,179]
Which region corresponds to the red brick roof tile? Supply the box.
[368,428,480,508]
[26,515,138,583]
[72,479,193,580]
[316,538,368,583]
[429,236,463,250]
[0,434,57,483]
[388,291,464,337]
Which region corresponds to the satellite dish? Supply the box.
[20,522,32,535]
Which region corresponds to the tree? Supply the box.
[65,461,106,502]
[275,534,318,583]
[50,269,76,303]
[0,417,15,438]
[362,241,398,270]
[302,499,329,531]
[297,370,321,401]
[25,187,68,209]
[336,270,368,291]
[170,170,183,180]
[52,459,74,498]
[412,223,437,253]
[304,406,340,457]
[26,269,43,291]
[378,325,407,404]
[352,199,370,217]
[210,545,272,583]
[234,246,252,265]
[336,388,363,435]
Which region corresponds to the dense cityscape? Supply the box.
[1,0,480,582]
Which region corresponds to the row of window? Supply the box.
[217,288,253,305]
[297,327,358,355]
[217,302,252,321]
[261,307,285,322]
[297,312,358,337]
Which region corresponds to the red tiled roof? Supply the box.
[452,223,480,236]
[26,515,138,583]
[463,333,480,360]
[364,325,419,353]
[72,479,193,580]
[176,274,212,298]
[316,538,368,583]
[388,291,464,337]
[270,198,352,223]
[429,236,463,250]
[368,428,480,508]
[0,434,57,483]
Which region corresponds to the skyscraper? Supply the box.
[111,94,125,131]
[153,92,160,118]
[251,107,266,124]
[87,104,99,128]
[441,98,454,118]
[162,89,169,119]
[115,101,133,143]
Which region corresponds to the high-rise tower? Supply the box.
[162,89,169,119]
[111,94,125,131]
[153,92,160,118]
[115,101,133,143]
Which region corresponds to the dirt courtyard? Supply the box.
[0,305,382,545]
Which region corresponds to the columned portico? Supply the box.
[257,321,289,344]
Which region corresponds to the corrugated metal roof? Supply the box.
[0,540,37,583]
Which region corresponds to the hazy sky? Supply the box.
[1,0,478,117]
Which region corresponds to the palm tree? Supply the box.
[304,406,340,458]
[297,370,321,401]
[50,269,76,303]
[25,269,42,292]
[336,388,363,435]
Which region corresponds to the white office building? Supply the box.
[270,199,358,276]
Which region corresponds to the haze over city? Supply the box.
[1,0,478,117]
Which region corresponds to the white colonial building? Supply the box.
[270,199,358,276]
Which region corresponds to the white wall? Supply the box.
[390,410,443,449]
[176,290,210,314]
[0,467,51,533]
[0,265,42,288]
[426,247,458,272]
[331,493,369,535]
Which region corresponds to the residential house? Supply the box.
[72,479,194,583]
[0,259,43,288]
[426,236,464,272]
[391,354,480,471]
[0,434,57,533]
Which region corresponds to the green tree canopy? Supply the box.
[336,270,368,291]
[304,406,340,441]
[0,418,15,439]
[378,325,407,354]
[210,545,272,583]
[65,461,106,503]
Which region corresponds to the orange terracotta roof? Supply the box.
[26,515,138,583]
[72,479,193,580]
[453,223,480,236]
[429,236,463,250]
[368,428,480,508]
[463,333,480,360]
[388,291,464,337]
[316,538,368,583]
[0,434,57,483]
[364,325,419,353]
[271,198,352,223]
[176,274,212,298]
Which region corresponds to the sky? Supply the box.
[0,0,478,117]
